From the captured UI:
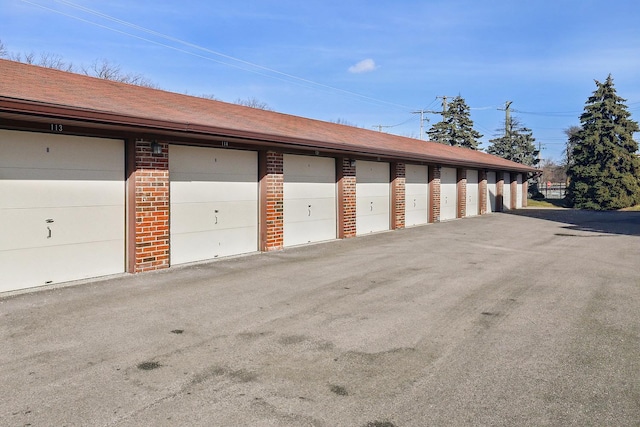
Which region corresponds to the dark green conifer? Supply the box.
[566,75,640,210]
[486,118,539,167]
[427,96,482,149]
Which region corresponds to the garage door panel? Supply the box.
[1,179,123,209]
[171,145,253,175]
[284,182,335,199]
[502,172,511,210]
[285,156,335,182]
[356,161,390,235]
[357,182,389,198]
[0,205,124,251]
[440,167,457,221]
[0,130,125,292]
[169,145,258,264]
[284,219,336,242]
[466,169,479,217]
[487,171,497,213]
[405,164,429,226]
[516,174,523,208]
[171,225,257,265]
[357,162,389,182]
[170,200,257,234]
[284,197,336,223]
[170,181,256,204]
[0,239,124,292]
[283,155,336,247]
[0,130,123,172]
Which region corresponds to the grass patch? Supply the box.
[527,198,567,208]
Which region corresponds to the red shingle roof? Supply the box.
[0,59,535,172]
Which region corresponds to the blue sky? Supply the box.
[3,0,640,162]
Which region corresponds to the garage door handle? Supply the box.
[47,226,52,239]
[370,201,373,211]
[414,198,416,208]
[308,205,312,216]
[214,210,219,224]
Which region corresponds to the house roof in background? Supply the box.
[0,59,535,172]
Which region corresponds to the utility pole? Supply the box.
[372,124,392,132]
[498,101,513,137]
[410,110,430,140]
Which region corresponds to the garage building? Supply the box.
[0,59,536,293]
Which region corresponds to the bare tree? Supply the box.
[81,59,158,88]
[38,52,74,71]
[1,40,158,87]
[198,93,220,101]
[234,97,273,111]
[331,118,359,127]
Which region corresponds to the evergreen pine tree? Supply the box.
[486,118,539,166]
[426,96,482,149]
[566,75,640,210]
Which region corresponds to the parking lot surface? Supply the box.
[1,209,639,426]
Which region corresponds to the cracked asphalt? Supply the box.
[1,209,639,426]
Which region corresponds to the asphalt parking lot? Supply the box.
[1,209,639,427]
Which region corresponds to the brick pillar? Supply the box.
[457,168,467,218]
[337,158,356,238]
[429,166,441,222]
[497,174,504,212]
[134,140,169,272]
[261,151,284,251]
[391,162,406,229]
[479,170,488,215]
[523,180,529,207]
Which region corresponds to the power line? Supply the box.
[20,0,416,111]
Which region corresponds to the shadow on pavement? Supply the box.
[507,208,640,237]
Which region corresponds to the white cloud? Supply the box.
[348,58,378,74]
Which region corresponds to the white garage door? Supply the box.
[502,171,512,211]
[0,129,125,292]
[466,169,479,217]
[487,171,497,213]
[170,145,258,264]
[356,160,390,235]
[440,167,457,221]
[516,173,524,208]
[283,154,336,247]
[405,164,429,226]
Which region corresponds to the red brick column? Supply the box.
[134,140,169,272]
[391,162,406,229]
[457,168,467,218]
[522,180,529,207]
[429,166,441,222]
[263,151,284,251]
[479,170,488,215]
[337,158,356,238]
